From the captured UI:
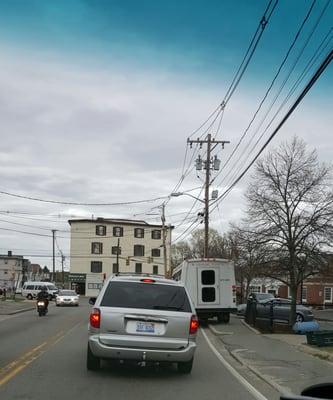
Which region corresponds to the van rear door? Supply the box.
[197,267,220,306]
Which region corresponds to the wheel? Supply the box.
[87,344,100,371]
[38,310,43,317]
[296,313,304,323]
[217,313,230,323]
[76,304,79,307]
[178,358,193,374]
[27,294,33,300]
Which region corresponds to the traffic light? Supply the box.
[126,257,130,266]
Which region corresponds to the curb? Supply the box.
[297,344,333,363]
[240,319,261,335]
[207,323,291,396]
[0,307,35,316]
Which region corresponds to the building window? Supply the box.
[151,248,161,257]
[151,230,161,239]
[324,287,332,303]
[91,242,103,254]
[88,283,102,289]
[134,228,144,238]
[91,261,102,273]
[249,285,261,294]
[113,263,119,274]
[96,225,106,236]
[301,286,307,302]
[111,246,121,255]
[134,245,145,257]
[153,265,158,275]
[135,263,142,273]
[113,226,123,237]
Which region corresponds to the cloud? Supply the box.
[0,46,331,268]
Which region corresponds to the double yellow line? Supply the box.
[0,322,81,387]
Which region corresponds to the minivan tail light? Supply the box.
[90,308,100,329]
[189,315,199,335]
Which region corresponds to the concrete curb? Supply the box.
[229,349,292,397]
[207,323,291,396]
[240,319,261,335]
[209,325,234,336]
[297,344,333,363]
[0,307,35,316]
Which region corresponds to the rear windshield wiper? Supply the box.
[153,305,183,311]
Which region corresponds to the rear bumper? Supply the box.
[88,335,196,362]
[196,308,237,317]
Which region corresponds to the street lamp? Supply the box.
[170,192,205,203]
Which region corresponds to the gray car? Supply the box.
[87,275,198,373]
[256,298,314,322]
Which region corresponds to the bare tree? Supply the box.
[246,137,332,324]
[230,223,267,302]
[170,241,193,269]
[190,228,232,259]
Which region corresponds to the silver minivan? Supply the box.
[87,275,198,373]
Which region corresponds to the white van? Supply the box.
[21,281,58,300]
[173,258,237,323]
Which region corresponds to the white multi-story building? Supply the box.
[0,251,30,290]
[68,218,173,296]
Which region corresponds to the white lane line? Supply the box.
[201,328,268,400]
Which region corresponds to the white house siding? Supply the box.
[69,219,172,297]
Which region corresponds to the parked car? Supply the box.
[237,293,275,317]
[55,290,79,306]
[87,274,199,373]
[256,298,314,322]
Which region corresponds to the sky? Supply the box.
[0,0,332,271]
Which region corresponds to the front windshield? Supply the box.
[59,290,77,296]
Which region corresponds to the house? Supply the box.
[0,251,31,290]
[68,218,173,296]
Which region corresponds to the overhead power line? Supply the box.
[212,48,333,206]
[0,190,168,206]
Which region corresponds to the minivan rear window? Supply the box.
[101,282,192,312]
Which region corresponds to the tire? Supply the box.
[38,310,43,317]
[27,294,33,300]
[87,344,100,371]
[296,313,304,323]
[218,313,230,324]
[178,359,193,374]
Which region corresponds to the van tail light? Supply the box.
[189,315,199,335]
[90,308,100,329]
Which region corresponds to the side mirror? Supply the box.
[280,383,333,400]
[89,297,96,305]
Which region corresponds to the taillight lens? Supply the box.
[189,315,199,335]
[90,308,100,328]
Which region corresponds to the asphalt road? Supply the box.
[0,299,278,400]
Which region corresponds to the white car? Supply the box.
[56,290,79,306]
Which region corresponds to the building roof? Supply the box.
[68,217,174,229]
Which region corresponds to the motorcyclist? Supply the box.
[36,287,49,311]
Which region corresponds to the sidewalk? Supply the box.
[209,315,333,396]
[0,299,35,315]
[312,309,333,322]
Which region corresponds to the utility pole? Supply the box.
[116,238,120,273]
[161,203,168,277]
[187,134,229,258]
[61,253,65,287]
[52,229,56,282]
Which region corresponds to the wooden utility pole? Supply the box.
[52,229,56,282]
[161,203,168,277]
[187,134,229,258]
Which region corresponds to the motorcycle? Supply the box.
[37,300,48,317]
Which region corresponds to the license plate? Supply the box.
[136,322,155,333]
